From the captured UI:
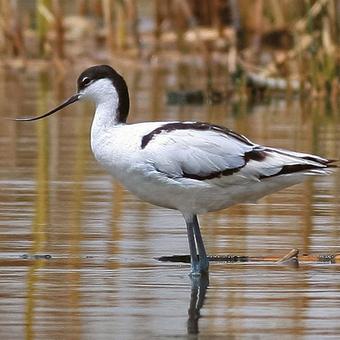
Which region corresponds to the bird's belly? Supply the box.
[121,178,240,213]
[94,141,307,214]
[115,168,306,214]
[111,167,247,213]
[113,168,193,210]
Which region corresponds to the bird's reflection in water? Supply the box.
[187,274,209,335]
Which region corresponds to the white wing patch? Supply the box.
[139,124,333,186]
[142,127,256,179]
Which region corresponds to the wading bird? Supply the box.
[15,65,336,275]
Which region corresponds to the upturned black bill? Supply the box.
[14,94,80,121]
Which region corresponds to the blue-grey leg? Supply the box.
[186,221,199,274]
[185,214,209,275]
[187,274,209,335]
[192,215,209,274]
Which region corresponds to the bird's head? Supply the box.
[14,65,130,123]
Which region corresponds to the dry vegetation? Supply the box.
[0,0,339,100]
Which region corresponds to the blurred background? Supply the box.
[0,1,340,339]
[0,0,339,99]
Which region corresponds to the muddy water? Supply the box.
[0,66,339,338]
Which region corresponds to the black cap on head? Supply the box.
[13,65,130,124]
[78,65,130,123]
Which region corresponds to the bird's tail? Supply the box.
[256,147,337,179]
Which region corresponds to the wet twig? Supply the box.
[156,249,340,264]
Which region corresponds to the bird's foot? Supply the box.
[190,259,209,277]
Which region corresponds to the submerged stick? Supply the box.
[156,249,340,264]
[276,248,299,263]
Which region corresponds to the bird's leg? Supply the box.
[185,214,209,275]
[186,221,199,274]
[192,215,209,274]
[187,274,209,335]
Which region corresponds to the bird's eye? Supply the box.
[82,77,91,86]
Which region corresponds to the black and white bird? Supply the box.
[15,65,336,275]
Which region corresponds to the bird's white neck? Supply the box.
[93,97,121,130]
[81,77,129,158]
[90,97,124,162]
[84,78,123,131]
[88,86,124,164]
[90,97,123,167]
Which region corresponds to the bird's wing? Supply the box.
[140,122,260,181]
[139,122,333,185]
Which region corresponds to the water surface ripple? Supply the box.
[0,67,339,338]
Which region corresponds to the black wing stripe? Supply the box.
[259,163,325,180]
[267,148,337,166]
[181,150,267,180]
[181,150,333,181]
[182,167,243,180]
[141,122,253,149]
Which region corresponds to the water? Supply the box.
[0,65,339,339]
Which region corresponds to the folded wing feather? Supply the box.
[141,124,332,184]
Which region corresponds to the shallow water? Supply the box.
[0,66,339,339]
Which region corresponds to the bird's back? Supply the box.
[91,121,336,214]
